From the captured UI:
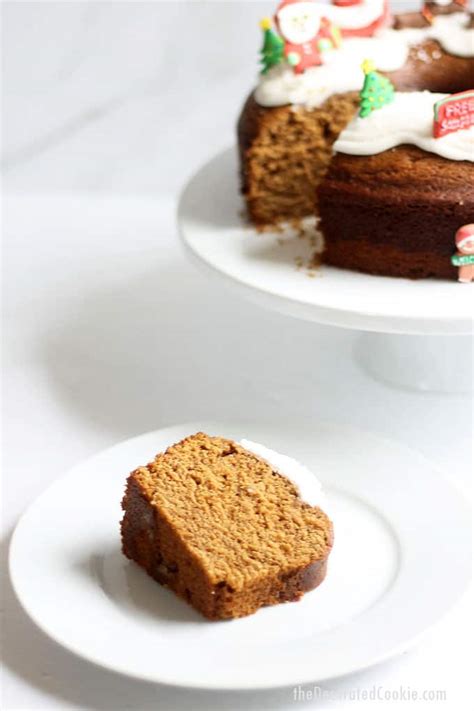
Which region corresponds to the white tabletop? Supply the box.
[3,193,472,711]
[2,1,472,709]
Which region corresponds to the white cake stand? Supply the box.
[178,149,472,391]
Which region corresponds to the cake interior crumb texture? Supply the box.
[238,92,359,227]
[121,432,333,620]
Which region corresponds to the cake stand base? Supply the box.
[355,333,473,393]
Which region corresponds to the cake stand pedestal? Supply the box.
[355,333,472,393]
[178,149,472,392]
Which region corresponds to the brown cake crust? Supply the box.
[318,145,474,279]
[121,433,333,620]
[237,11,473,233]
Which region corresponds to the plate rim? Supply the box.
[9,420,472,690]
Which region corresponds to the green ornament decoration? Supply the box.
[259,17,284,74]
[359,59,395,118]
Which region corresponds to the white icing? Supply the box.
[333,90,474,161]
[254,14,473,109]
[240,439,324,508]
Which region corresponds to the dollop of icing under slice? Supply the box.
[240,439,324,508]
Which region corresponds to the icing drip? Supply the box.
[333,91,474,161]
[254,14,473,109]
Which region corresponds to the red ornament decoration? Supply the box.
[433,91,474,138]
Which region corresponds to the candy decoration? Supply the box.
[452,224,474,282]
[359,59,394,118]
[433,91,474,138]
[275,0,340,74]
[259,17,285,74]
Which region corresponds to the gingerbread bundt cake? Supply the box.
[238,0,473,280]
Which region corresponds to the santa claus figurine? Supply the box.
[275,0,341,74]
[452,224,474,283]
[330,0,391,37]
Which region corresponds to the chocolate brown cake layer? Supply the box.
[237,11,473,229]
[121,433,333,620]
[318,146,473,280]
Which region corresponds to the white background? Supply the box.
[2,1,472,710]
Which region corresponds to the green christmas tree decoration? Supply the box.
[259,17,284,75]
[359,59,395,118]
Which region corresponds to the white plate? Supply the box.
[10,421,470,690]
[178,149,472,335]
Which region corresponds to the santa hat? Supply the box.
[455,224,474,248]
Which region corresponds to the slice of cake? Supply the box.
[121,432,333,620]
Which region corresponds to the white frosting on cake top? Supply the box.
[254,14,473,109]
[333,91,474,162]
[240,439,324,508]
